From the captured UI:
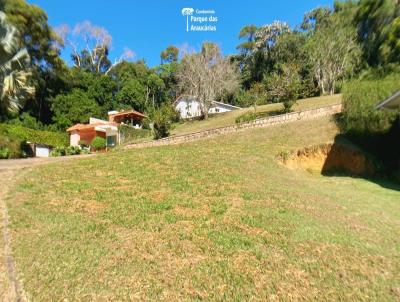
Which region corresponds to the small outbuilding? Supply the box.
[26,142,53,158]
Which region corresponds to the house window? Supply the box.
[106,135,117,147]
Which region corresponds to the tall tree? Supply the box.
[57,21,134,75]
[306,14,361,95]
[301,7,331,31]
[0,11,34,114]
[236,25,257,56]
[177,43,239,119]
[238,21,291,89]
[2,0,63,69]
[52,89,101,130]
[160,45,179,64]
[354,0,400,65]
[265,62,302,112]
[2,0,65,124]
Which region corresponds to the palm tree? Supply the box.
[0,11,34,113]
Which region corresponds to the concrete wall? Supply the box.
[126,103,343,149]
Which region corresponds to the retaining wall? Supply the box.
[125,103,343,149]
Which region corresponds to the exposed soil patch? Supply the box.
[279,142,377,176]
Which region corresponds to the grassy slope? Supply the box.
[172,94,342,136]
[7,115,400,301]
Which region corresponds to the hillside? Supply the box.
[6,114,400,300]
[172,94,342,136]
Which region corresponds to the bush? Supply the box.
[235,110,282,125]
[90,136,106,150]
[8,112,44,130]
[50,146,66,157]
[50,146,82,157]
[152,105,176,139]
[0,136,25,158]
[235,112,257,124]
[118,125,152,144]
[66,146,81,156]
[0,147,10,159]
[78,140,89,148]
[341,72,400,136]
[341,71,400,176]
[0,123,68,147]
[141,118,151,130]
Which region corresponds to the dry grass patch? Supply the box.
[6,115,400,300]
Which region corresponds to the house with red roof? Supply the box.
[66,109,147,147]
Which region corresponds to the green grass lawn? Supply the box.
[7,115,400,300]
[172,94,342,136]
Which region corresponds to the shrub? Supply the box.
[0,147,10,159]
[341,72,400,136]
[341,71,400,176]
[50,146,66,157]
[90,136,106,150]
[118,125,152,144]
[235,112,257,124]
[235,110,282,125]
[78,140,89,148]
[265,63,302,112]
[141,118,151,130]
[8,112,44,130]
[152,105,176,139]
[50,146,82,157]
[65,146,81,156]
[0,123,68,147]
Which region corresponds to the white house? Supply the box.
[175,98,241,119]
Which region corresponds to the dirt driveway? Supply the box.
[0,155,93,301]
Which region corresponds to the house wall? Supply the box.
[72,129,106,146]
[176,100,235,119]
[175,99,202,119]
[35,146,51,157]
[70,131,80,147]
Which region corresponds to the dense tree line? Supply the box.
[0,0,399,131]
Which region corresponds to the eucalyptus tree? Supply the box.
[0,11,34,113]
[56,21,134,75]
[306,14,361,95]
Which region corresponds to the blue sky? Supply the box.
[29,0,334,67]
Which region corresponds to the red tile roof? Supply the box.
[66,122,118,132]
[109,109,147,119]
